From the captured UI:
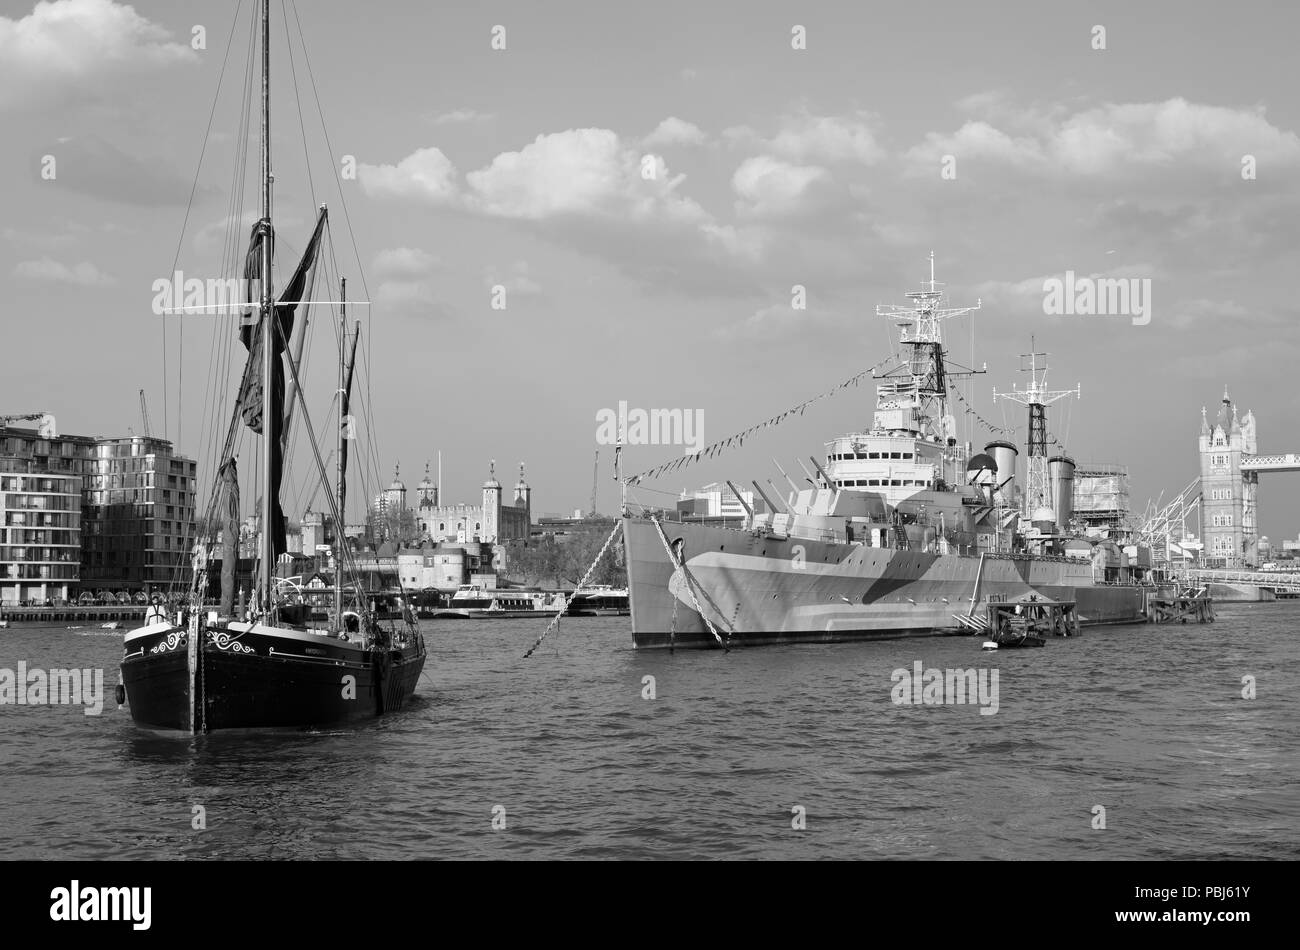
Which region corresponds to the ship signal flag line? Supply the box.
[621,351,1012,487]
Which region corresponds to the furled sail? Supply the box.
[218,458,239,616]
[338,320,360,519]
[236,206,328,561]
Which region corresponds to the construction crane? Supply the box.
[1135,478,1202,570]
[0,412,55,437]
[588,449,599,518]
[138,389,153,438]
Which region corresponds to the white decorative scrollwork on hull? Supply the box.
[209,630,255,654]
[149,631,186,654]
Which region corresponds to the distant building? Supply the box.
[373,464,408,517]
[0,425,197,593]
[417,459,531,544]
[301,508,337,555]
[397,543,493,592]
[677,482,767,520]
[0,459,81,603]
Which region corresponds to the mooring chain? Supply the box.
[648,515,730,650]
[666,530,738,642]
[522,521,624,659]
[668,588,678,653]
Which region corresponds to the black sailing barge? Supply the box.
[120,0,425,732]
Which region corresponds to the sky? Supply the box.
[2,0,1299,537]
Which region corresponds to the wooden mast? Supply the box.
[259,0,274,616]
[335,279,346,628]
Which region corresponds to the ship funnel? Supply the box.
[1048,455,1075,531]
[965,453,997,488]
[984,440,1018,505]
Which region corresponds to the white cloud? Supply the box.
[644,117,707,148]
[39,134,199,205]
[359,128,771,294]
[360,147,461,205]
[432,108,494,125]
[465,128,696,221]
[373,247,439,280]
[975,263,1158,319]
[0,0,195,109]
[699,223,766,264]
[712,302,847,342]
[485,260,543,297]
[14,257,114,286]
[2,226,75,250]
[1053,99,1299,173]
[374,280,448,319]
[361,129,708,226]
[732,155,831,218]
[1165,298,1253,331]
[904,121,1044,175]
[371,246,442,316]
[907,98,1300,176]
[730,114,885,165]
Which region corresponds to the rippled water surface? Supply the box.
[1,604,1296,859]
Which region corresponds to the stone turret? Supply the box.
[481,459,502,542]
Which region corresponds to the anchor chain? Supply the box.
[523,521,624,659]
[649,514,732,650]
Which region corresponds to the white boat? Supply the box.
[563,585,630,616]
[431,585,566,619]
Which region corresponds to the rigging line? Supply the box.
[197,0,257,511]
[626,352,894,484]
[199,119,244,477]
[281,246,322,517]
[281,0,316,209]
[164,0,246,447]
[178,339,249,597]
[351,334,386,502]
[628,484,687,498]
[279,344,378,631]
[171,6,255,596]
[178,308,183,452]
[289,0,374,401]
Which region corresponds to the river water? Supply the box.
[1,603,1295,859]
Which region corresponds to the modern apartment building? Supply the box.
[0,460,82,604]
[0,425,197,594]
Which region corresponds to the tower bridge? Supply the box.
[1136,388,1299,573]
[1183,568,1300,594]
[1193,388,1300,570]
[1240,454,1300,473]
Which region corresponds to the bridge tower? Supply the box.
[1198,388,1257,568]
